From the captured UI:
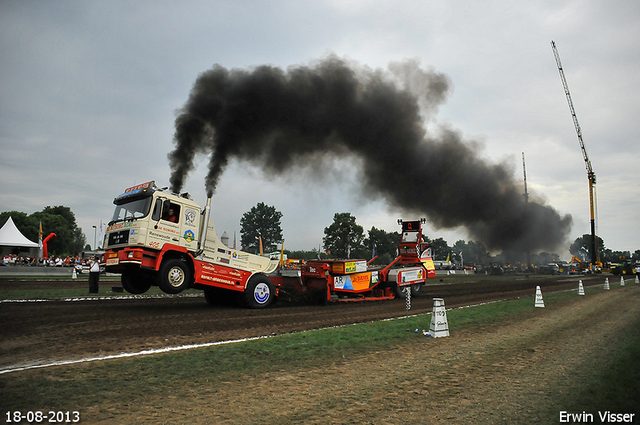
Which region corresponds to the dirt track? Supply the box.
[0,274,605,371]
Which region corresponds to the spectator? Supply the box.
[89,256,100,293]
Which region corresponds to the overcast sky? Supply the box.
[1,0,638,258]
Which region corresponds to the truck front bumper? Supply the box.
[104,248,158,271]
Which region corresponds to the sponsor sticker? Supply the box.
[184,230,195,243]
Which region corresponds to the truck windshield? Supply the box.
[402,232,419,243]
[110,197,153,224]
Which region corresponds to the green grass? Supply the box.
[554,307,640,416]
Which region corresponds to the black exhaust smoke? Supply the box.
[168,56,572,252]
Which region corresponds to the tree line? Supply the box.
[4,202,637,265]
[239,203,640,266]
[0,207,87,257]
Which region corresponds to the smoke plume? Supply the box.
[168,56,572,252]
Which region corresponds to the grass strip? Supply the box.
[0,285,609,413]
[553,304,640,416]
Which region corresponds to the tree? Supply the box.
[429,237,451,261]
[609,250,632,263]
[284,249,329,261]
[465,240,490,266]
[323,213,364,259]
[428,238,489,267]
[31,206,85,257]
[364,227,398,265]
[240,202,283,253]
[570,234,605,263]
[0,206,86,256]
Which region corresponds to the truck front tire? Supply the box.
[242,275,275,308]
[159,259,192,294]
[122,271,152,294]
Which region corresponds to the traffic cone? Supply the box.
[620,276,625,287]
[72,268,77,280]
[428,298,449,338]
[578,280,585,296]
[604,278,610,290]
[535,286,545,307]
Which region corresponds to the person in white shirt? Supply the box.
[89,257,100,293]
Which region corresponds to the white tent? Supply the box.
[0,216,39,256]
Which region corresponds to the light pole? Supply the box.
[92,225,97,251]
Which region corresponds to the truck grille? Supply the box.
[107,230,129,246]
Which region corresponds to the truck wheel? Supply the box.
[204,287,239,306]
[203,287,217,305]
[122,271,152,294]
[159,259,191,294]
[242,275,275,308]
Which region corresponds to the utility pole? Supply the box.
[522,152,530,272]
[551,40,598,270]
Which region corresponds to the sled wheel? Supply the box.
[410,283,423,296]
[394,285,410,298]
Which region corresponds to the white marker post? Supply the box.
[635,275,639,284]
[428,298,449,338]
[404,287,411,312]
[535,286,545,308]
[578,280,585,296]
[604,278,610,291]
[72,268,77,280]
[620,276,625,287]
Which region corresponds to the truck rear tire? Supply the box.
[159,259,191,294]
[204,287,239,306]
[242,275,275,308]
[410,283,423,296]
[122,271,152,294]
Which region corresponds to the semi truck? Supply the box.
[101,181,435,308]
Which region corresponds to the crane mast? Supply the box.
[551,40,598,269]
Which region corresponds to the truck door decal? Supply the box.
[184,208,197,226]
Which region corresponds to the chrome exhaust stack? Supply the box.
[196,197,212,256]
